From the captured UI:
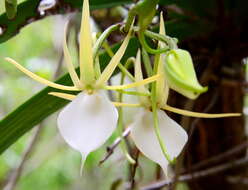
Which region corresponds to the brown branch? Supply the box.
[227,176,248,185]
[141,156,248,190]
[129,149,140,189]
[185,140,248,172]
[3,124,43,190]
[171,90,219,186]
[99,127,131,165]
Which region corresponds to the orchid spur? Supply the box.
[5,0,160,173]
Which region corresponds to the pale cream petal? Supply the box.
[112,102,141,107]
[105,74,160,90]
[63,22,82,88]
[57,91,118,160]
[134,50,151,106]
[156,13,169,106]
[79,0,95,83]
[96,23,133,86]
[48,92,76,101]
[5,57,79,91]
[130,108,188,175]
[163,104,241,118]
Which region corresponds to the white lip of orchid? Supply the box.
[57,90,118,173]
[130,108,188,176]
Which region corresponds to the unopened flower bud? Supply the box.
[164,49,208,99]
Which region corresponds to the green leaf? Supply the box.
[0,0,210,44]
[0,38,139,154]
[5,0,17,19]
[0,0,133,43]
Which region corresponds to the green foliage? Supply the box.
[0,0,133,43]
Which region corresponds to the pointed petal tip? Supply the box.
[79,153,87,177]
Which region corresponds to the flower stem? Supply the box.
[151,89,174,164]
[141,48,153,77]
[138,31,169,54]
[116,65,136,164]
[144,30,178,49]
[93,24,121,60]
[150,49,175,164]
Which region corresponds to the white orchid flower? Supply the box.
[5,0,160,173]
[129,49,188,176]
[130,108,187,174]
[129,13,240,177]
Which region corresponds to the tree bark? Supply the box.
[168,24,248,190]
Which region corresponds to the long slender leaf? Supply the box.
[0,0,183,44]
[0,0,132,43]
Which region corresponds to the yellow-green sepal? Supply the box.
[164,49,208,99]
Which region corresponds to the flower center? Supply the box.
[85,85,94,95]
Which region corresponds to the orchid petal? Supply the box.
[134,50,151,106]
[163,104,241,118]
[49,92,76,101]
[112,102,141,107]
[57,91,118,170]
[130,108,188,175]
[5,57,79,91]
[79,0,95,84]
[134,50,146,92]
[156,13,169,106]
[63,22,82,88]
[105,74,160,90]
[96,22,133,87]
